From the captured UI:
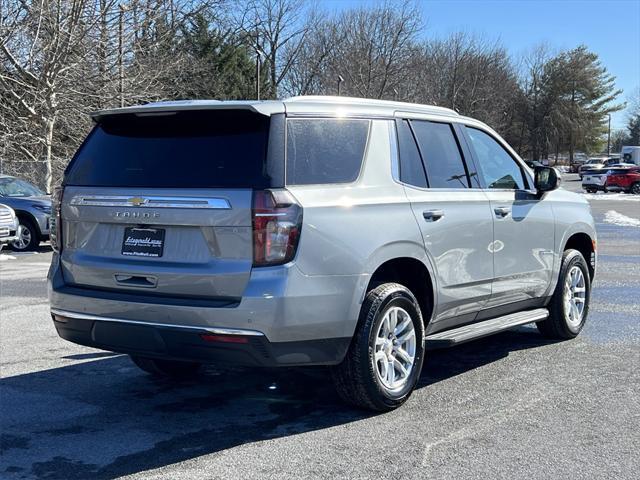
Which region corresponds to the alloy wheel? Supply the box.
[373,306,416,391]
[12,224,32,250]
[563,265,586,328]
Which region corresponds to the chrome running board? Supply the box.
[425,308,549,348]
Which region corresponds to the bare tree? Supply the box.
[0,0,106,191]
[245,0,312,98]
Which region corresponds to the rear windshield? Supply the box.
[65,110,277,188]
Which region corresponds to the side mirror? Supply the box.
[534,166,560,195]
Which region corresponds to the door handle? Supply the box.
[423,209,445,222]
[494,207,511,218]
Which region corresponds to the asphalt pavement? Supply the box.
[1,174,638,479]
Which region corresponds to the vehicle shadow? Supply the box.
[0,325,556,479]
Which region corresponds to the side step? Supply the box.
[425,308,549,348]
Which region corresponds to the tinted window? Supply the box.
[65,110,275,188]
[410,121,469,188]
[286,119,370,185]
[466,127,526,190]
[396,119,427,187]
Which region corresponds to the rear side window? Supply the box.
[65,110,277,188]
[286,119,370,185]
[410,120,470,188]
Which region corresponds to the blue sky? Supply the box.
[323,0,640,130]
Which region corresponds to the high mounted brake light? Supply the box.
[252,190,302,266]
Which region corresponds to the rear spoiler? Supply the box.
[90,100,285,122]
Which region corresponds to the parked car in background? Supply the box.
[603,156,621,167]
[621,146,640,166]
[0,175,52,251]
[49,96,597,412]
[0,203,19,251]
[582,168,609,193]
[578,157,619,179]
[581,163,636,193]
[569,152,588,172]
[606,167,640,194]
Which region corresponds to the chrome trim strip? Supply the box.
[69,195,231,209]
[50,308,265,336]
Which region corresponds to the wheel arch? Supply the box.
[364,256,435,328]
[13,209,42,237]
[563,231,595,280]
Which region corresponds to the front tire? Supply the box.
[631,182,640,195]
[332,283,425,412]
[537,249,591,339]
[130,355,201,378]
[10,218,39,251]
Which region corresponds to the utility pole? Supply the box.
[256,49,261,100]
[118,4,126,108]
[337,75,344,96]
[607,114,611,155]
[253,30,265,100]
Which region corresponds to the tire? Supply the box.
[537,249,591,339]
[631,182,640,195]
[10,217,39,251]
[130,355,201,378]
[331,283,426,412]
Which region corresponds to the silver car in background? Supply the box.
[0,175,52,251]
[48,96,596,411]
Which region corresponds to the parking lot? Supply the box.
[1,174,639,479]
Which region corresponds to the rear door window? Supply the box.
[410,120,470,188]
[396,119,427,188]
[286,118,370,185]
[65,110,277,188]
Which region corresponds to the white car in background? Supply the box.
[0,203,19,251]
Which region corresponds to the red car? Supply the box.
[606,167,640,194]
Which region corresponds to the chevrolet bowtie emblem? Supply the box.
[128,197,147,206]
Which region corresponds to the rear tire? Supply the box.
[631,182,640,195]
[331,283,425,412]
[130,355,201,378]
[537,249,591,339]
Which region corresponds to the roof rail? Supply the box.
[284,95,460,116]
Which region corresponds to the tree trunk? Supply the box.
[44,115,55,193]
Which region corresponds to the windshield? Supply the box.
[0,177,45,197]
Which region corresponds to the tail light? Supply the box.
[50,186,64,252]
[252,189,302,266]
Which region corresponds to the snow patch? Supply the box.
[603,210,640,228]
[582,193,640,202]
[0,253,17,261]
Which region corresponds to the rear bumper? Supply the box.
[48,254,365,366]
[51,309,350,367]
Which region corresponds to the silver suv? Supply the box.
[48,96,596,411]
